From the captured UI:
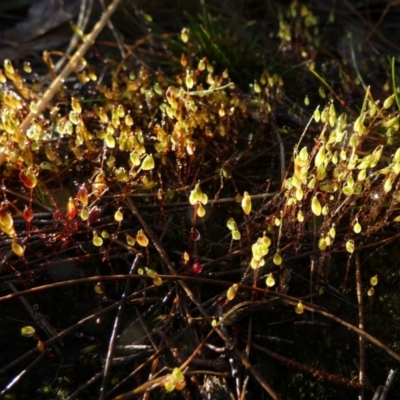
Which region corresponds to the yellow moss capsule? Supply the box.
[342,186,354,196]
[185,72,194,89]
[311,196,322,216]
[329,103,336,127]
[295,301,304,314]
[314,108,321,122]
[318,238,327,251]
[384,177,393,193]
[232,229,241,240]
[273,253,282,266]
[94,282,104,294]
[370,275,378,286]
[93,235,103,247]
[227,284,238,301]
[198,192,208,205]
[198,58,206,71]
[12,241,24,257]
[114,209,123,222]
[153,273,162,286]
[296,186,304,201]
[315,145,326,167]
[136,229,149,247]
[21,326,35,337]
[189,190,198,205]
[130,151,141,166]
[0,209,13,231]
[250,256,261,269]
[197,204,206,218]
[77,185,89,206]
[383,94,394,109]
[367,287,375,296]
[105,133,115,148]
[180,27,190,43]
[4,59,15,75]
[353,222,361,234]
[345,240,355,253]
[241,191,252,215]
[126,234,136,246]
[227,218,237,231]
[141,154,155,171]
[71,97,82,113]
[164,376,175,392]
[80,208,89,221]
[266,273,275,287]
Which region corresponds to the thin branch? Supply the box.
[18,0,122,134]
[355,252,365,398]
[99,254,141,400]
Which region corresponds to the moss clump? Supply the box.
[1,1,400,399]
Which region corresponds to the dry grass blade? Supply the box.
[17,0,122,134]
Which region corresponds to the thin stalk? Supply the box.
[355,252,365,399]
[18,0,122,134]
[99,255,141,400]
[391,57,400,112]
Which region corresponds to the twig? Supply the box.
[54,0,94,74]
[18,0,122,134]
[5,282,64,359]
[0,351,48,396]
[99,254,141,400]
[355,252,365,398]
[251,342,361,389]
[99,0,126,58]
[381,369,396,399]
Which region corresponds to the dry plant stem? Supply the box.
[355,252,365,398]
[65,369,103,400]
[364,1,400,44]
[100,0,126,57]
[0,351,48,396]
[251,342,361,389]
[112,376,166,400]
[54,0,94,74]
[5,282,63,352]
[123,196,281,400]
[18,0,122,134]
[240,375,250,400]
[99,254,141,400]
[106,350,165,398]
[373,369,396,400]
[340,0,400,53]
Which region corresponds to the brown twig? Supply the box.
[355,251,365,398]
[17,0,122,134]
[99,254,141,400]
